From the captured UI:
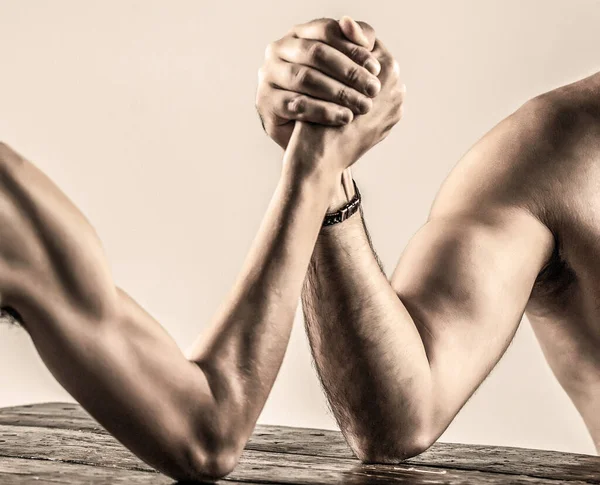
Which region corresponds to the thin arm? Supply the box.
[0,126,338,481]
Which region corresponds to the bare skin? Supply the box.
[0,17,397,481]
[0,141,328,481]
[257,19,600,459]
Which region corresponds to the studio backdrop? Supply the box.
[0,0,597,455]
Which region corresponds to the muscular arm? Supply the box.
[0,131,337,481]
[301,101,557,462]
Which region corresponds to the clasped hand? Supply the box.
[256,16,405,181]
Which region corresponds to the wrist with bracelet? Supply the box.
[322,179,361,227]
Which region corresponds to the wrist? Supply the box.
[322,178,361,227]
[284,122,347,176]
[280,151,339,204]
[282,124,343,191]
[327,169,356,212]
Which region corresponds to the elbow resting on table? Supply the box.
[179,447,240,482]
[156,409,245,481]
[345,413,437,464]
[167,437,242,482]
[352,430,435,464]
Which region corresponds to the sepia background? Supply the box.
[0,0,598,454]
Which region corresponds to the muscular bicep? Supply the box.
[390,208,553,424]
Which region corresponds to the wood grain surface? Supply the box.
[0,402,598,484]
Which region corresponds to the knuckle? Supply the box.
[345,65,360,84]
[357,50,372,67]
[307,41,325,63]
[322,18,340,40]
[347,44,360,58]
[336,86,349,104]
[299,38,312,54]
[322,17,337,31]
[291,65,311,86]
[347,44,367,64]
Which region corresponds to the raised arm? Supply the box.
[0,121,362,481]
[0,22,398,480]
[301,165,554,461]
[256,21,559,462]
[0,130,338,479]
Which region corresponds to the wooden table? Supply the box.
[0,402,598,484]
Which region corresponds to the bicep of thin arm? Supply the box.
[0,143,237,480]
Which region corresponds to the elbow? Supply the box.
[354,435,434,465]
[161,427,244,482]
[354,433,435,464]
[346,421,436,464]
[179,448,240,482]
[167,443,241,482]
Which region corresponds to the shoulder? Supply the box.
[429,82,600,224]
[517,76,600,150]
[0,142,119,329]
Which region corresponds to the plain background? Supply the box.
[0,0,598,455]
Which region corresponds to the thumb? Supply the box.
[338,16,376,51]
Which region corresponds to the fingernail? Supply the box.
[364,58,381,76]
[365,79,381,97]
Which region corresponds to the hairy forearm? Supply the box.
[301,200,433,461]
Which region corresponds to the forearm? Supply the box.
[185,123,339,444]
[0,137,338,479]
[301,199,433,461]
[86,144,337,476]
